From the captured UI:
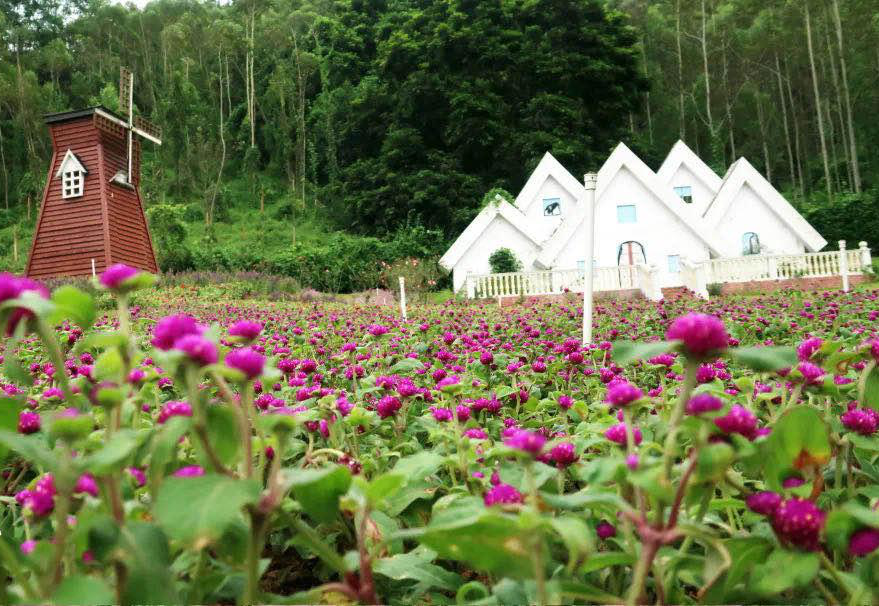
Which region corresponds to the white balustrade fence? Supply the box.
[463,241,872,301]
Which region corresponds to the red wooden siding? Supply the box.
[26,109,158,279]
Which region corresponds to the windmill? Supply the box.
[26,68,162,278]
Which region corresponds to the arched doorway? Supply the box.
[616,241,646,289]
[742,232,761,255]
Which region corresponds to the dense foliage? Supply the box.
[488,248,522,274]
[2,268,879,605]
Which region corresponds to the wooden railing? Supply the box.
[705,247,868,284]
[466,265,639,299]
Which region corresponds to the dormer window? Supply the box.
[55,149,87,199]
[543,197,561,216]
[673,186,693,204]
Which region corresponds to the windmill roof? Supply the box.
[44,105,124,124]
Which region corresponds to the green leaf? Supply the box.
[730,346,797,372]
[825,503,879,551]
[580,552,635,573]
[762,406,831,490]
[538,488,628,512]
[374,550,462,591]
[0,429,56,470]
[0,398,22,462]
[3,353,33,387]
[696,443,735,482]
[148,416,192,486]
[117,522,180,605]
[862,365,879,411]
[364,473,406,507]
[286,465,352,523]
[83,429,139,475]
[550,516,594,569]
[201,405,241,467]
[154,474,260,546]
[612,340,673,365]
[93,349,124,383]
[751,549,819,596]
[52,574,114,605]
[389,358,425,373]
[49,285,96,330]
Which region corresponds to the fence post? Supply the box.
[859,241,872,271]
[839,240,849,292]
[398,276,407,320]
[91,258,96,278]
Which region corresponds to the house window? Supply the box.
[62,170,84,199]
[617,205,637,223]
[673,186,693,204]
[543,197,561,216]
[667,255,681,273]
[742,232,761,255]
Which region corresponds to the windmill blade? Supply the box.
[119,67,133,122]
[133,115,163,145]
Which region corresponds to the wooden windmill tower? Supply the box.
[26,68,161,279]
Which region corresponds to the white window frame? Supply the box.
[616,204,637,224]
[62,169,84,199]
[542,197,562,216]
[673,186,693,204]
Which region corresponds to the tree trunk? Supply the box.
[721,34,735,158]
[641,37,653,145]
[676,0,685,139]
[830,0,860,192]
[784,58,806,197]
[207,52,226,227]
[700,0,714,138]
[824,20,852,189]
[293,32,308,210]
[774,54,797,197]
[804,1,833,201]
[756,93,771,183]
[250,7,257,149]
[0,121,8,210]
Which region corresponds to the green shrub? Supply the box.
[488,248,522,274]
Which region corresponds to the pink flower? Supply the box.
[550,442,577,466]
[18,411,40,434]
[484,483,523,506]
[20,540,36,555]
[849,528,879,557]
[604,381,643,407]
[376,395,402,419]
[175,334,218,366]
[225,347,265,379]
[685,393,723,416]
[841,406,878,436]
[99,264,139,290]
[158,400,193,424]
[604,423,642,446]
[770,498,826,551]
[151,314,201,350]
[127,467,146,487]
[75,473,99,497]
[0,273,49,335]
[504,429,546,455]
[666,313,729,357]
[596,521,616,540]
[228,320,263,342]
[713,405,758,440]
[746,491,782,516]
[173,466,205,478]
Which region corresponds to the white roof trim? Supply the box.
[703,157,827,253]
[535,142,721,268]
[656,139,722,192]
[439,195,540,271]
[513,152,586,213]
[54,149,87,178]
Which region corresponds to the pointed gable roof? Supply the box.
[54,149,87,178]
[439,195,540,271]
[703,157,827,252]
[513,151,586,213]
[535,142,720,269]
[656,139,722,192]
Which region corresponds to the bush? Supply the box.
[488,248,522,274]
[146,204,195,272]
[379,257,444,302]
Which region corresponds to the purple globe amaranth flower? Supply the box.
[225,347,265,380]
[18,410,40,434]
[455,405,471,422]
[480,351,494,365]
[648,353,676,367]
[604,381,643,407]
[504,429,546,455]
[604,423,642,446]
[550,442,577,467]
[867,339,879,364]
[128,368,146,383]
[75,473,99,497]
[770,498,826,551]
[20,540,36,555]
[127,467,146,487]
[713,405,758,440]
[840,405,878,436]
[797,337,823,362]
[665,313,729,357]
[0,273,49,335]
[686,393,724,416]
[98,263,139,290]
[797,362,825,386]
[175,334,219,366]
[158,400,193,424]
[483,483,523,506]
[228,320,263,342]
[696,364,716,384]
[596,521,616,540]
[849,528,879,557]
[42,387,64,401]
[463,428,488,440]
[746,491,782,516]
[558,395,574,410]
[173,465,205,478]
[626,454,639,470]
[151,314,202,350]
[367,324,389,337]
[782,476,806,489]
[376,395,402,419]
[430,407,453,422]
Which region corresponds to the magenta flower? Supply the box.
[483,483,523,506]
[463,428,488,440]
[367,324,389,337]
[151,314,201,350]
[480,351,494,365]
[99,264,139,290]
[0,273,49,335]
[558,395,574,409]
[604,381,643,407]
[550,442,577,467]
[225,347,265,379]
[430,407,453,422]
[127,467,146,487]
[797,362,825,386]
[841,406,878,436]
[849,528,879,557]
[158,400,193,424]
[74,473,99,497]
[228,320,263,342]
[746,491,782,516]
[596,521,616,540]
[175,334,219,366]
[376,395,402,419]
[666,313,729,357]
[685,393,724,416]
[770,498,826,551]
[18,411,40,434]
[713,405,758,440]
[20,540,36,555]
[173,466,205,478]
[604,423,642,446]
[797,337,823,361]
[504,429,546,455]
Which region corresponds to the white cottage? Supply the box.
[440,140,828,294]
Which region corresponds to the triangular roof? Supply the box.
[513,151,586,213]
[535,142,721,268]
[703,157,827,253]
[439,195,540,271]
[656,139,722,192]
[54,149,87,178]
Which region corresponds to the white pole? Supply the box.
[582,173,598,345]
[398,276,407,321]
[91,258,96,278]
[839,240,849,292]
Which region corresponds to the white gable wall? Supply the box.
[714,183,806,256]
[665,163,717,216]
[450,215,541,292]
[554,167,711,287]
[519,175,575,242]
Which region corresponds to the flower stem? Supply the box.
[626,539,659,606]
[661,358,699,485]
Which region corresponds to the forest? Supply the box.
[0,0,877,283]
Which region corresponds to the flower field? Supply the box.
[2,268,879,605]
